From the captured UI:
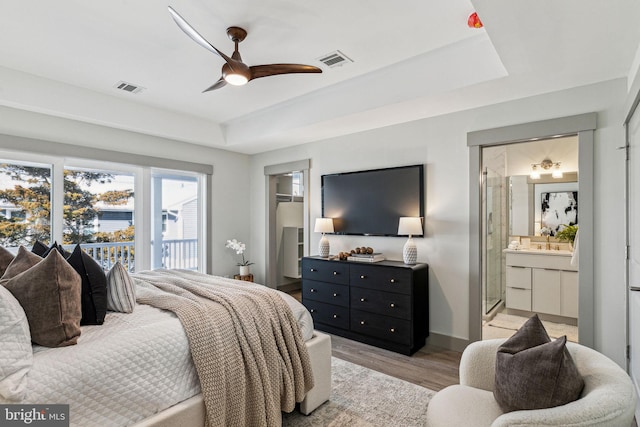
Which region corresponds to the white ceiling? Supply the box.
[0,0,639,154]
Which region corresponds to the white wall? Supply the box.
[250,78,629,365]
[0,105,252,278]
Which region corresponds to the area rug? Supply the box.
[283,357,435,426]
[487,313,578,342]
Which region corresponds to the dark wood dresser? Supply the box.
[301,256,428,355]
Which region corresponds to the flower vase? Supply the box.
[239,265,250,276]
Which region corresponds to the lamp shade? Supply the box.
[397,217,423,237]
[314,218,334,234]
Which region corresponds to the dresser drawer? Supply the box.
[302,258,349,285]
[350,309,411,345]
[350,264,412,295]
[351,287,411,320]
[304,300,349,329]
[302,280,349,307]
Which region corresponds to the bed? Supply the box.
[0,267,331,427]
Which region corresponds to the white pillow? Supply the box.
[106,262,136,313]
[0,285,32,401]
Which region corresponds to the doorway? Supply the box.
[264,160,310,290]
[480,138,580,341]
[468,113,596,347]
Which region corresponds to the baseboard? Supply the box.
[426,333,470,352]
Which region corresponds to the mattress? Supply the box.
[6,281,314,427]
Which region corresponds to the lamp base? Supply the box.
[403,237,417,265]
[319,235,330,258]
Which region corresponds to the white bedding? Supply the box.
[4,279,314,427]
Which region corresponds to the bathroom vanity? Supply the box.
[504,249,578,319]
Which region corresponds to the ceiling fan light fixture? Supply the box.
[224,73,249,86]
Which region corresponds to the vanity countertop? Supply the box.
[503,248,573,256]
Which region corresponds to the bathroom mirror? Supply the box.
[509,172,578,236]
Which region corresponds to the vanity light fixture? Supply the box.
[530,165,541,180]
[530,158,561,179]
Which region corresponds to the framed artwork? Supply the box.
[541,191,578,236]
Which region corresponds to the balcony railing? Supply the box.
[61,239,198,272]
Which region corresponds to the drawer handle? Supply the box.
[310,288,316,293]
[390,279,396,283]
[310,309,315,313]
[390,328,395,333]
[360,320,365,325]
[390,303,395,308]
[333,314,338,319]
[360,275,366,279]
[510,266,526,269]
[360,298,366,302]
[510,287,527,290]
[333,293,338,297]
[333,271,338,275]
[310,268,317,272]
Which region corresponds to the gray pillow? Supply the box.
[1,246,42,283]
[106,261,135,313]
[0,246,15,277]
[494,314,584,412]
[2,250,82,347]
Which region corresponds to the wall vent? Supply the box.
[317,50,353,68]
[114,81,145,94]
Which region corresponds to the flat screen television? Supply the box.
[321,164,424,236]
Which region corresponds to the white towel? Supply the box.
[571,229,579,267]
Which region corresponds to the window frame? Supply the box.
[0,149,208,272]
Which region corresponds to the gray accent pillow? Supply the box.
[106,261,135,313]
[494,314,584,412]
[2,250,82,347]
[0,246,15,277]
[1,246,42,283]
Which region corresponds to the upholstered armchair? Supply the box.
[426,338,637,427]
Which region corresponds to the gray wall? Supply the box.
[250,78,628,366]
[0,105,251,278]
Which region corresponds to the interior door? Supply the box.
[627,99,640,405]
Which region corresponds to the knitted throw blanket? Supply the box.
[132,269,314,427]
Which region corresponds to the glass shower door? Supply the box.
[483,168,505,315]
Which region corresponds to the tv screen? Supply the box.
[321,164,424,236]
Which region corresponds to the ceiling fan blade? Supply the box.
[249,64,322,81]
[202,77,227,93]
[168,6,237,67]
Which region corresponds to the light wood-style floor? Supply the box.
[330,334,462,391]
[288,288,461,391]
[288,290,637,426]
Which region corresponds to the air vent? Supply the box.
[317,50,353,68]
[114,81,145,94]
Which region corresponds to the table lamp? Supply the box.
[397,217,423,264]
[314,218,334,258]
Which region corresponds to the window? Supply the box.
[151,172,202,271]
[0,160,52,250]
[0,150,206,272]
[63,167,135,270]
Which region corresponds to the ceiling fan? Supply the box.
[168,6,322,92]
